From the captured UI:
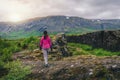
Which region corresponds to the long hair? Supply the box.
[43,31,48,39]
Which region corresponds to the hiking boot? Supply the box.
[44,64,49,67]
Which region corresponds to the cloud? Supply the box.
[0,0,120,21]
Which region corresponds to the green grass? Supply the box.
[0,36,120,79]
[1,60,31,80]
[66,27,95,35]
[1,27,96,39]
[0,37,34,79]
[68,43,120,56]
[3,30,42,39]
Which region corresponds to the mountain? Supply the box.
[0,16,120,39]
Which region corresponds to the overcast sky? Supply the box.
[0,0,120,21]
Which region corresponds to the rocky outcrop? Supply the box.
[25,56,120,80]
[67,30,120,52]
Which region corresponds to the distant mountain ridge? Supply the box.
[0,16,120,39]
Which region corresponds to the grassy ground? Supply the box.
[1,36,120,80]
[68,43,120,56]
[2,27,96,39]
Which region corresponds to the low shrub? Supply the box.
[1,60,31,80]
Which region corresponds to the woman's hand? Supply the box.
[39,46,42,50]
[50,46,52,51]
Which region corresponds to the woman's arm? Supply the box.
[40,37,43,49]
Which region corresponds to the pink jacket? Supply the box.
[40,35,52,49]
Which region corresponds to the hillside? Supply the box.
[0,33,120,80]
[13,51,120,80]
[0,16,120,39]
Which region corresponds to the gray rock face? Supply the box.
[67,30,120,52]
[51,33,72,58]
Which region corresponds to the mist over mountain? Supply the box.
[0,16,120,38]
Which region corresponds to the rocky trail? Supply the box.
[13,50,120,80]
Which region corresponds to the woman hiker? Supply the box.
[39,31,52,67]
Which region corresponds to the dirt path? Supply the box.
[13,51,120,80]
